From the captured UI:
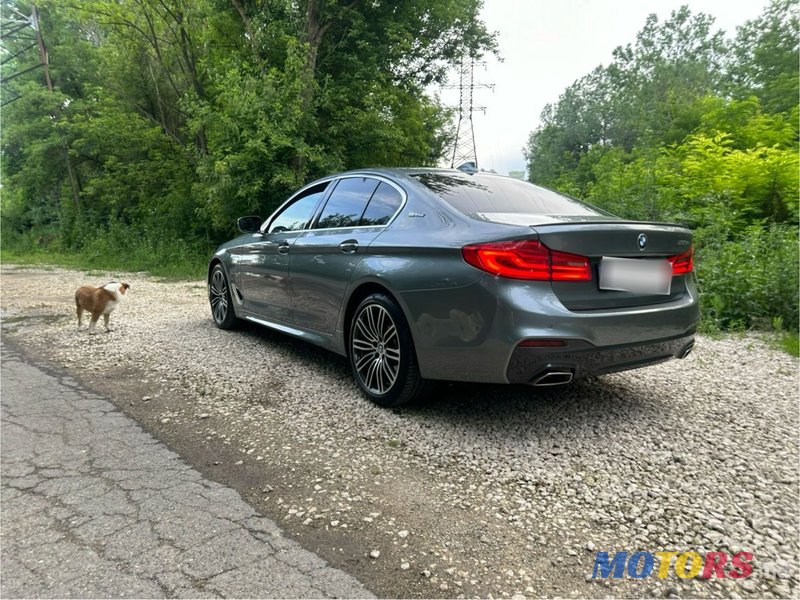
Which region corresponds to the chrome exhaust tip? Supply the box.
[678,341,695,359]
[531,370,574,387]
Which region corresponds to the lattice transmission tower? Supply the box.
[446,55,493,170]
[1,2,53,106]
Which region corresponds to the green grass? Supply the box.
[778,332,800,357]
[1,247,207,281]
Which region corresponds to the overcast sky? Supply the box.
[438,0,772,175]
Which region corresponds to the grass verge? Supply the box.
[0,248,207,281]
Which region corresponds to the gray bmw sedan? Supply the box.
[208,168,699,407]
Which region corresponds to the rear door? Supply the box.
[290,177,405,333]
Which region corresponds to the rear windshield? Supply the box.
[411,172,608,217]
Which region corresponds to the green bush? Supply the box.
[696,224,799,332]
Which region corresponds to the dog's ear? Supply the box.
[120,283,130,294]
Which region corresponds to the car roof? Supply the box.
[334,166,499,176]
[329,167,521,185]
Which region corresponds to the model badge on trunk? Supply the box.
[638,233,648,250]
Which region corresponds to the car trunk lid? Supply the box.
[530,221,693,311]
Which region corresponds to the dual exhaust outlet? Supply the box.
[529,341,694,387]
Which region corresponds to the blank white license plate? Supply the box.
[599,257,672,295]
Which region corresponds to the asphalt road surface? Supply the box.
[0,342,373,599]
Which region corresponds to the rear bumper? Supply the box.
[505,333,695,384]
[402,271,701,384]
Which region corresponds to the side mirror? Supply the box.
[237,216,262,234]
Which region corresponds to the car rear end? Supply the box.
[465,222,698,385]
[406,171,700,386]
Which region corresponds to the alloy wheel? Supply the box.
[210,269,229,324]
[351,304,401,395]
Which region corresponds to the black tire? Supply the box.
[209,265,238,330]
[348,292,434,407]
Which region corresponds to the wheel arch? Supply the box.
[341,280,413,358]
[208,257,225,283]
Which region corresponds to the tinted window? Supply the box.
[268,183,329,233]
[359,182,403,226]
[315,177,380,229]
[412,173,607,216]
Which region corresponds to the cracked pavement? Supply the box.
[0,343,373,599]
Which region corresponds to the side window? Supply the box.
[359,182,403,226]
[315,177,380,229]
[267,183,329,234]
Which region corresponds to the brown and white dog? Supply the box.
[75,281,130,333]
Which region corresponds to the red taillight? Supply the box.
[669,246,693,276]
[461,240,591,281]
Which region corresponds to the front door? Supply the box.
[239,182,330,322]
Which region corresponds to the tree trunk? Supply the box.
[34,4,82,212]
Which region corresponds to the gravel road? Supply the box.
[1,264,798,599]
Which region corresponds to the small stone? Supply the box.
[398,530,410,538]
[401,562,410,570]
[198,413,210,419]
[142,396,152,401]
[330,520,339,527]
[586,541,596,552]
[234,460,243,465]
[422,570,432,578]
[369,550,380,559]
[262,485,273,493]
[738,580,756,593]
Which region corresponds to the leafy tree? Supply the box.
[730,0,799,114]
[1,0,495,262]
[523,2,799,332]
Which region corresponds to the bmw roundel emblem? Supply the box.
[638,233,648,250]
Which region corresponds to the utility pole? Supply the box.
[446,54,493,171]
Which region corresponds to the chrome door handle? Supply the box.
[339,240,359,254]
[277,242,290,255]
